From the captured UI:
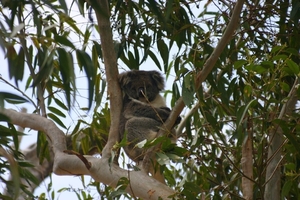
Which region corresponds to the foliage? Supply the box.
[0,0,300,199]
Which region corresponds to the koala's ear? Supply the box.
[151,71,165,90]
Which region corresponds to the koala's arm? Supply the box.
[124,101,171,122]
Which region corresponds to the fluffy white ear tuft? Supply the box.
[149,94,166,108]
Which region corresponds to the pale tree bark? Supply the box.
[242,131,253,200]
[91,0,122,158]
[264,78,299,200]
[1,109,175,199]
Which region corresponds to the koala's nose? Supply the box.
[138,87,145,97]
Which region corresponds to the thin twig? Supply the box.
[0,76,38,109]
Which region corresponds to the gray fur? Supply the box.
[119,70,180,163]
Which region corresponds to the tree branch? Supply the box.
[241,130,253,200]
[91,0,122,158]
[172,0,244,131]
[264,77,299,200]
[0,77,38,110]
[142,0,245,174]
[1,108,176,199]
[195,0,244,89]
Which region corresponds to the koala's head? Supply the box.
[119,70,165,102]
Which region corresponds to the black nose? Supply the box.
[138,87,145,97]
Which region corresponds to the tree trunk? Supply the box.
[242,132,253,200]
[264,78,298,199]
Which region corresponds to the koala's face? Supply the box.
[119,70,165,102]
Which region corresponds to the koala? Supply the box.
[118,70,181,183]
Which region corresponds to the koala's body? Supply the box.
[118,70,180,183]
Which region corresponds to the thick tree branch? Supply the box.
[264,77,299,200]
[91,0,122,158]
[2,109,66,153]
[1,108,175,199]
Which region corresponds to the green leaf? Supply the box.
[148,50,162,70]
[128,51,138,69]
[166,153,185,163]
[284,48,298,56]
[285,163,295,170]
[95,77,106,111]
[58,0,68,14]
[92,45,100,72]
[60,13,83,36]
[245,64,267,74]
[32,56,54,87]
[243,84,252,98]
[236,99,257,129]
[147,0,165,25]
[272,54,288,61]
[165,0,174,21]
[260,61,274,69]
[0,124,14,135]
[47,113,67,129]
[156,152,170,165]
[54,35,76,49]
[271,45,284,54]
[234,60,247,69]
[53,98,68,111]
[281,180,293,198]
[57,48,75,109]
[182,74,194,106]
[76,50,95,109]
[9,124,19,151]
[286,59,299,74]
[20,168,40,186]
[37,131,47,162]
[15,47,25,84]
[157,39,169,72]
[0,92,29,106]
[71,120,81,136]
[83,29,92,49]
[275,119,300,153]
[92,41,103,59]
[48,106,66,117]
[7,45,18,79]
[17,161,35,168]
[280,82,290,92]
